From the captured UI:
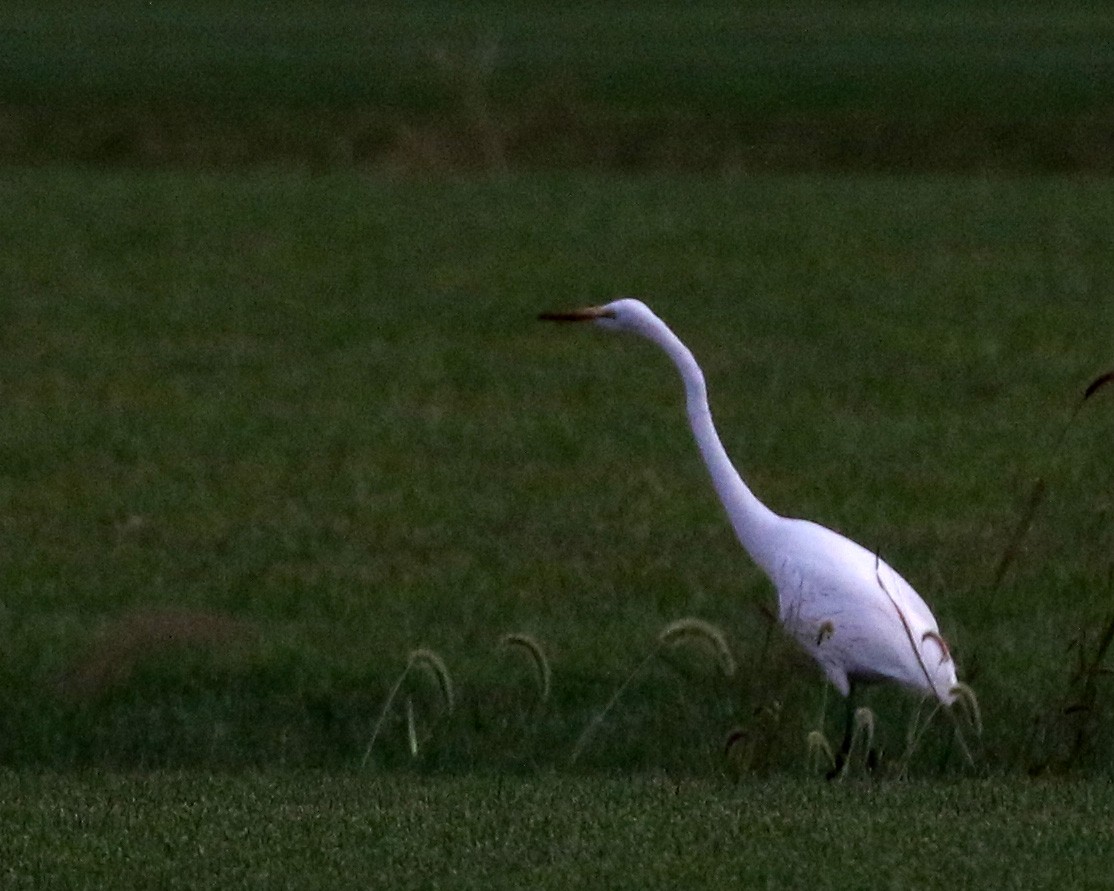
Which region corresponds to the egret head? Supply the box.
[539,298,661,337]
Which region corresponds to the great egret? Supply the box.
[540,298,960,766]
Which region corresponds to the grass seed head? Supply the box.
[831,707,879,780]
[950,682,983,736]
[362,647,454,768]
[853,706,876,750]
[499,632,552,703]
[807,730,836,772]
[408,648,454,714]
[658,617,736,678]
[1082,368,1114,403]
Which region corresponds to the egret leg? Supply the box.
[827,683,880,779]
[827,686,857,779]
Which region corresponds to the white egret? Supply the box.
[540,298,960,767]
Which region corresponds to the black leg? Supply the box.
[826,684,857,780]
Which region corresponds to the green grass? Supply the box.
[1,170,1112,776]
[5,5,1112,880]
[2,771,1113,889]
[3,1,1114,168]
[8,0,1110,112]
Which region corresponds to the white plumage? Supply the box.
[540,298,959,710]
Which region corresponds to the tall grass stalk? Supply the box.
[571,618,735,763]
[833,706,877,780]
[894,683,981,777]
[1029,604,1114,774]
[992,369,1114,590]
[361,648,454,768]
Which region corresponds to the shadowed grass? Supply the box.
[2,1,1114,170]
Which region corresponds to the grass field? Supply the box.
[2,172,1112,778]
[2,2,1114,885]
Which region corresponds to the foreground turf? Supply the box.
[0,171,1112,774]
[1,771,1112,889]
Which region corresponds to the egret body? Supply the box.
[540,299,959,722]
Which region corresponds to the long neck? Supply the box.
[642,320,781,569]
